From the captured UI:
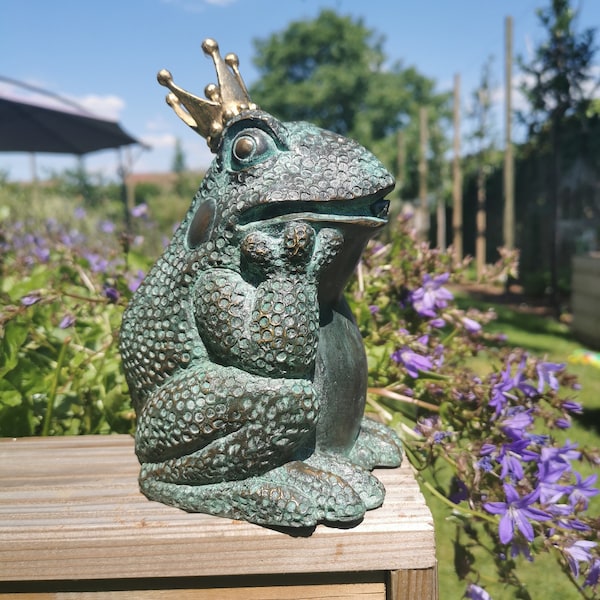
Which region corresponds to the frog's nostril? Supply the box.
[371,198,389,219]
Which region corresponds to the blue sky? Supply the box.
[2,0,599,181]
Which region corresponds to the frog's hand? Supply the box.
[348,417,403,470]
[139,460,366,528]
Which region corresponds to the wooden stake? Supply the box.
[452,74,463,261]
[418,106,429,242]
[503,16,515,250]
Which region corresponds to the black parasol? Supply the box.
[0,96,139,155]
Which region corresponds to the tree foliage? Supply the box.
[249,9,451,201]
[518,0,597,142]
[517,0,598,311]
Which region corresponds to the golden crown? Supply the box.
[157,38,258,152]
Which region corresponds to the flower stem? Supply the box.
[404,446,497,524]
[42,336,70,436]
[369,387,440,412]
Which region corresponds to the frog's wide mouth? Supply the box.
[236,190,391,229]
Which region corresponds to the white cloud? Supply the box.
[76,94,125,121]
[140,132,177,149]
[160,0,236,13]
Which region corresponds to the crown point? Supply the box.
[165,92,177,107]
[157,69,173,87]
[224,53,239,68]
[204,83,220,102]
[202,38,219,56]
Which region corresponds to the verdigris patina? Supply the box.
[119,39,402,528]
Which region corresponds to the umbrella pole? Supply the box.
[29,153,39,203]
[118,147,133,248]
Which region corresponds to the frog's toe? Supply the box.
[266,460,366,524]
[348,417,403,470]
[305,452,385,510]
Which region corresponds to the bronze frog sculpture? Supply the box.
[120,39,402,528]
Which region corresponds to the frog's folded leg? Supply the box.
[139,459,366,527]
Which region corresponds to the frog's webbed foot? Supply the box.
[305,451,385,510]
[348,416,403,470]
[139,459,366,528]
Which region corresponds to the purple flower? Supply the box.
[540,442,580,479]
[477,455,494,472]
[497,440,538,481]
[557,517,591,532]
[465,583,492,600]
[536,360,564,393]
[103,285,120,303]
[130,203,148,218]
[488,358,535,418]
[584,559,600,588]
[59,314,75,329]
[449,478,469,504]
[568,473,599,510]
[391,347,433,378]
[21,294,41,306]
[410,272,453,318]
[510,538,533,561]
[462,316,482,333]
[83,251,109,274]
[33,245,50,262]
[73,206,86,219]
[564,540,597,578]
[369,305,379,315]
[429,317,446,328]
[526,433,550,446]
[538,471,572,505]
[555,417,571,429]
[100,220,116,233]
[500,409,534,440]
[127,269,146,293]
[562,400,582,414]
[483,483,552,544]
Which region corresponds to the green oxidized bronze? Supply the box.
[119,39,403,528]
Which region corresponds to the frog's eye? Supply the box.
[229,128,274,170]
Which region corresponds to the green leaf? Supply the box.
[0,400,35,437]
[0,320,29,378]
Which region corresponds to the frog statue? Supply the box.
[120,39,403,528]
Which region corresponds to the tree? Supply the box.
[171,138,189,197]
[250,9,451,230]
[518,0,598,314]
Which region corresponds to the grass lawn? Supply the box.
[422,289,600,599]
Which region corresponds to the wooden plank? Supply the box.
[572,313,600,332]
[0,581,386,600]
[573,255,600,276]
[572,292,600,318]
[388,565,439,600]
[572,273,600,300]
[0,436,436,583]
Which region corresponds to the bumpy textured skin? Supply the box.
[120,110,403,527]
